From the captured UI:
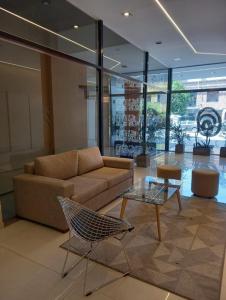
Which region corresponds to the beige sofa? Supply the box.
[14,147,134,231]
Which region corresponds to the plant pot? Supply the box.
[147,142,156,154]
[175,144,184,154]
[193,147,210,156]
[220,147,226,157]
[136,154,150,168]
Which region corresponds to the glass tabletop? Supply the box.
[123,176,178,205]
[145,176,181,188]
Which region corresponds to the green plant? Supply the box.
[170,123,190,145]
[171,81,190,115]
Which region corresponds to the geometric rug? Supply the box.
[61,196,226,300]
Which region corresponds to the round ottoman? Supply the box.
[191,168,219,198]
[157,164,181,180]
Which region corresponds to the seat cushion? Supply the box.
[78,147,104,175]
[35,151,78,180]
[68,176,108,204]
[82,167,132,188]
[157,164,181,180]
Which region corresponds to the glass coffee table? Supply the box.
[120,176,182,241]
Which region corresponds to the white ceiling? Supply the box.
[68,0,226,68]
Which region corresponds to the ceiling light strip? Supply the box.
[0,7,121,67]
[0,59,40,71]
[154,0,197,53]
[154,0,226,56]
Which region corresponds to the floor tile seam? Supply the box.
[0,244,61,275]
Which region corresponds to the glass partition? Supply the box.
[103,73,144,157]
[0,38,99,221]
[172,64,226,90]
[169,91,226,154]
[0,1,97,64]
[103,26,144,76]
[146,93,167,151]
[148,69,168,92]
[52,58,98,153]
[0,40,46,219]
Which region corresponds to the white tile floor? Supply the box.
[0,153,225,300]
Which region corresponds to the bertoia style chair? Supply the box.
[58,197,134,296]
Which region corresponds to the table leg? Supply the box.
[176,189,182,211]
[155,205,161,241]
[120,197,128,219]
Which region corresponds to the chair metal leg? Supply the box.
[83,248,91,296]
[61,232,92,278]
[83,238,131,297]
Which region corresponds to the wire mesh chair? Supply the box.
[58,196,134,296]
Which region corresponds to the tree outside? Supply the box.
[171,81,190,115]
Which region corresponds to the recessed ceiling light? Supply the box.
[122,11,132,17]
[155,41,162,45]
[73,25,79,29]
[174,57,181,61]
[42,0,51,6]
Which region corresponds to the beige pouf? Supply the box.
[191,168,219,198]
[157,164,182,180]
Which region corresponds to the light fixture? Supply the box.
[42,0,51,6]
[73,25,79,29]
[174,57,181,61]
[154,0,226,56]
[122,11,132,17]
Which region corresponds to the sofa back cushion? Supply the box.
[78,147,103,175]
[35,150,78,179]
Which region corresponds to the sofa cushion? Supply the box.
[68,176,108,204]
[82,167,132,188]
[78,147,104,175]
[35,151,78,180]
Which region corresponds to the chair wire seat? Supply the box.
[58,196,134,297]
[59,197,133,242]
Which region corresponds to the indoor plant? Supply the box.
[135,141,150,167]
[170,123,189,153]
[193,130,213,156]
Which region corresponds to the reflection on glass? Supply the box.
[170,92,226,154]
[147,70,168,92]
[103,73,144,157]
[146,94,167,151]
[0,2,97,64]
[173,64,226,90]
[103,26,144,74]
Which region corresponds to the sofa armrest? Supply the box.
[102,156,134,170]
[14,174,74,198]
[13,174,74,231]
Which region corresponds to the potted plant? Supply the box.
[170,123,189,153]
[193,130,212,156]
[220,122,226,157]
[136,141,150,167]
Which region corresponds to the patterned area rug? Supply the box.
[61,196,226,300]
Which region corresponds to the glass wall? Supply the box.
[0,1,97,64]
[172,64,226,90]
[103,26,144,76]
[51,56,98,153]
[146,93,167,151]
[0,40,46,219]
[170,64,226,154]
[103,73,144,158]
[0,38,99,221]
